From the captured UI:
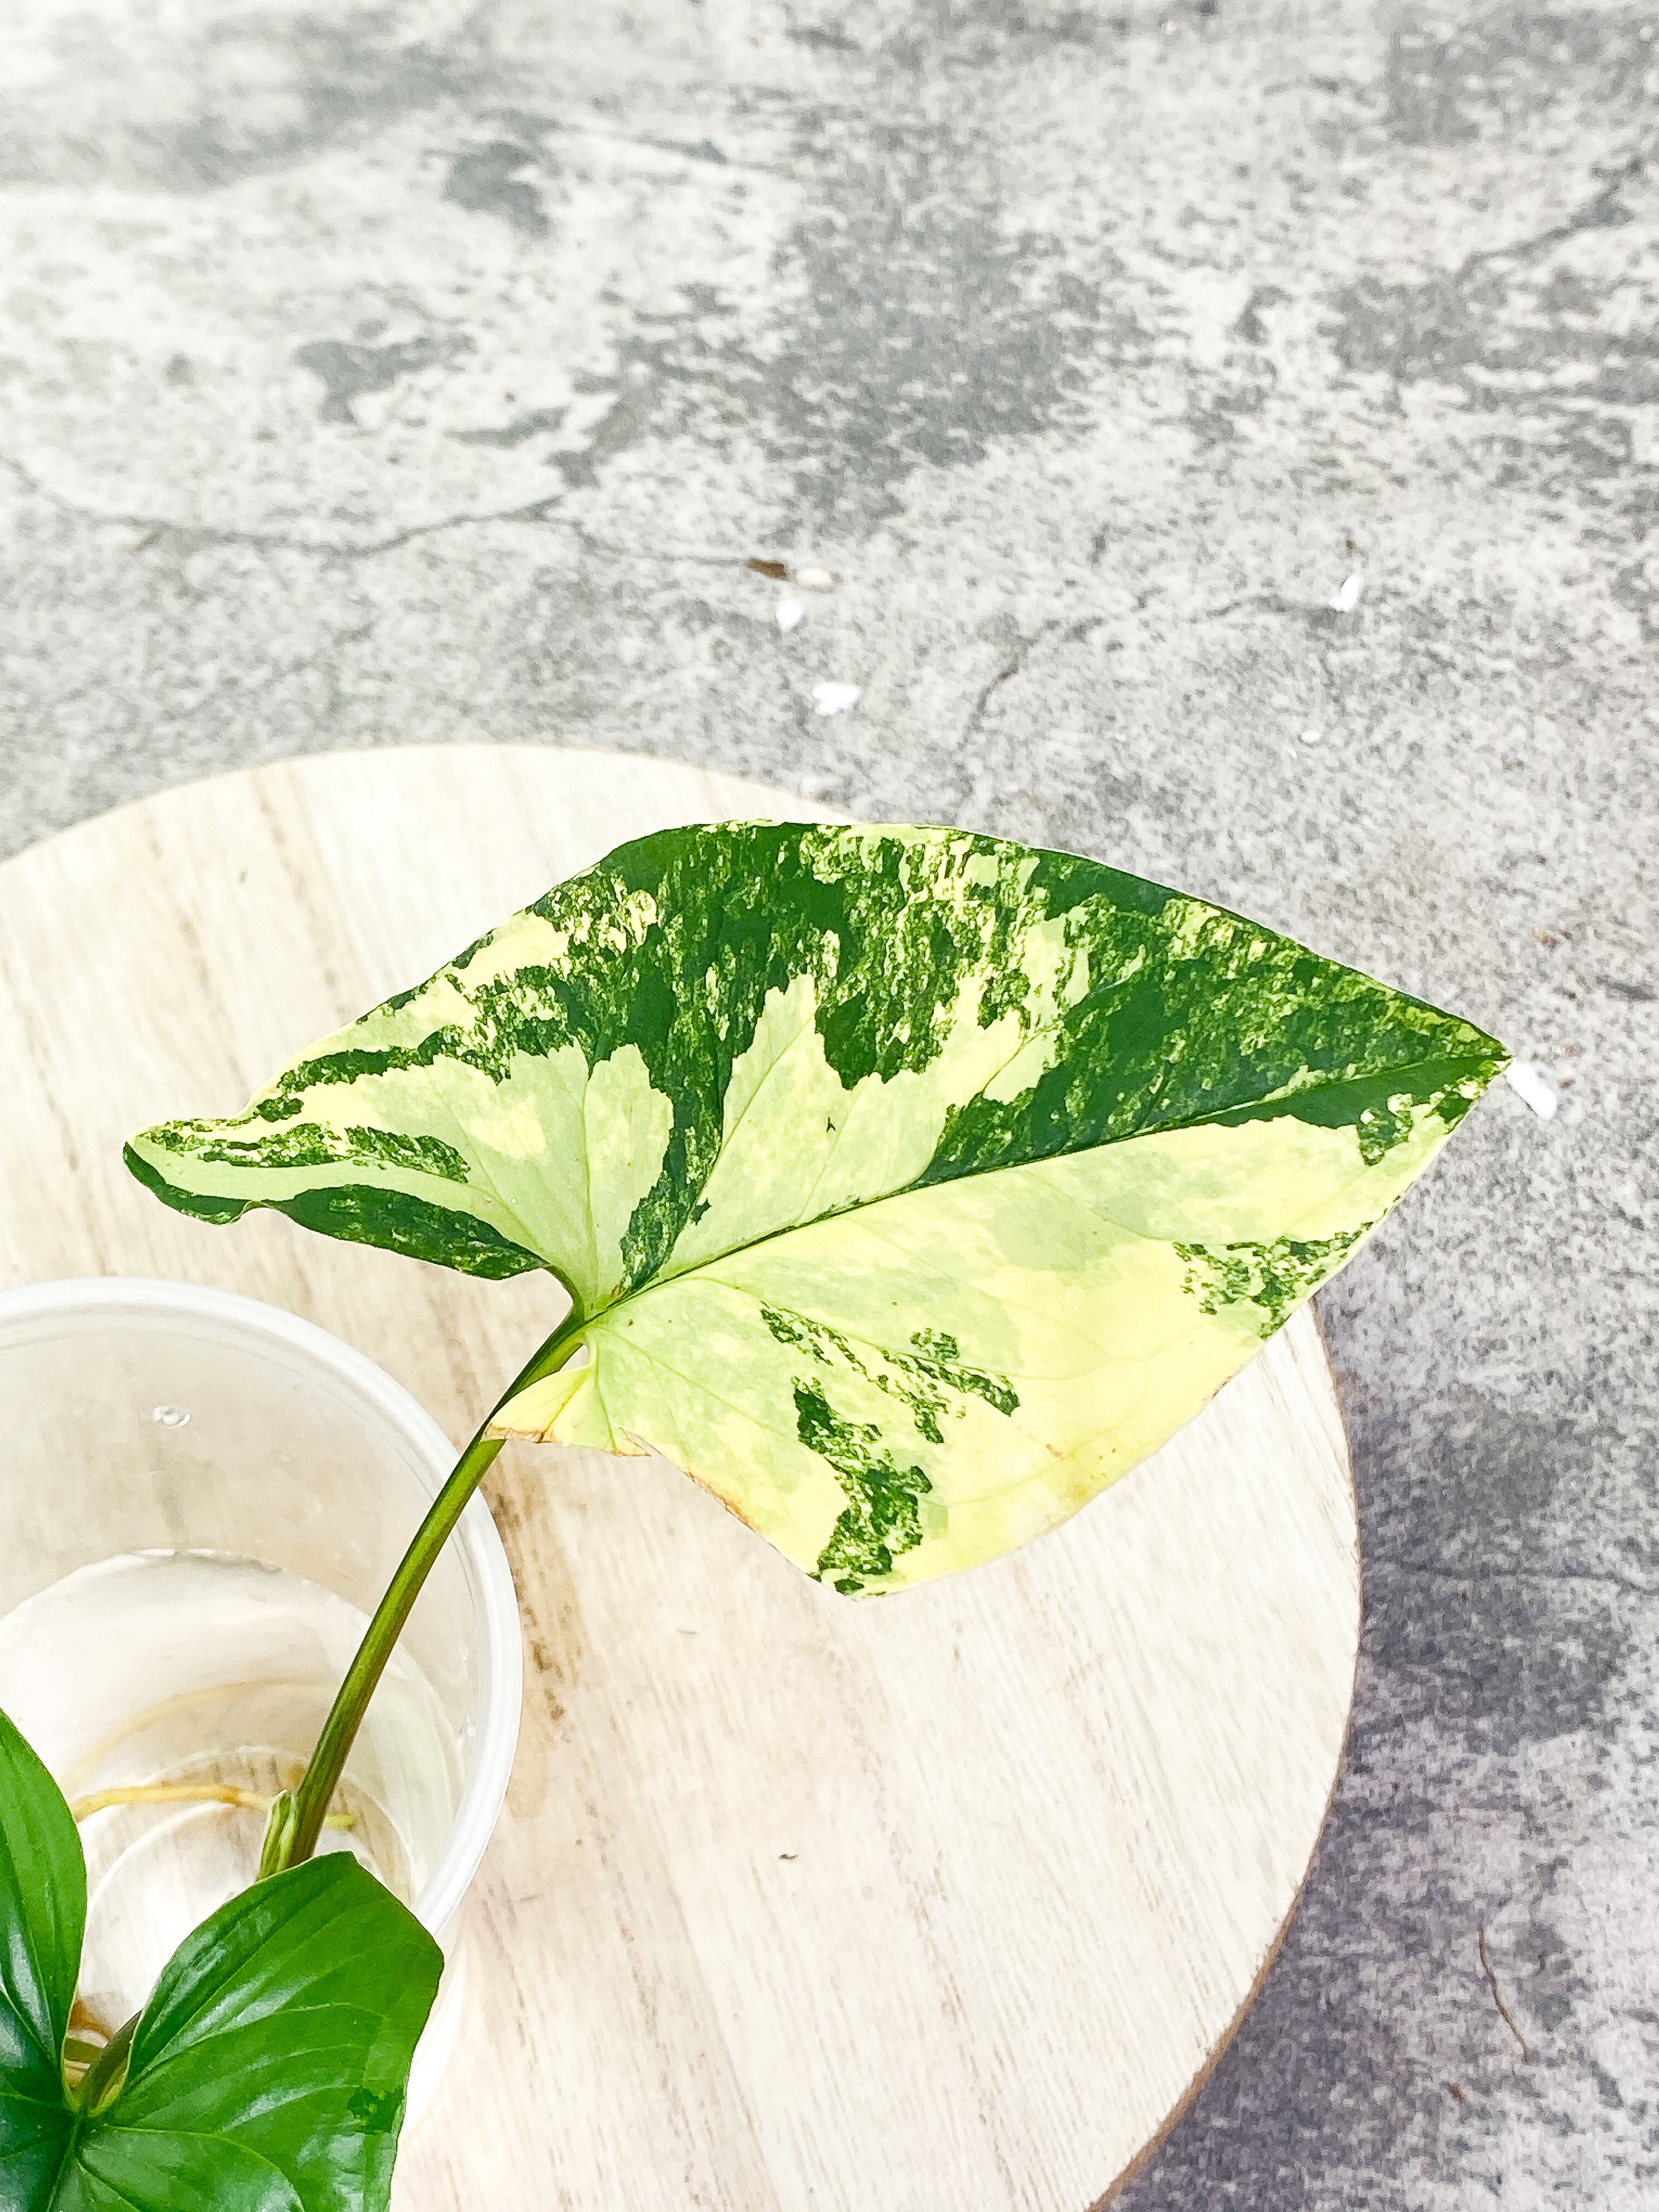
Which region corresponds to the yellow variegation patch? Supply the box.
[494,1095,1453,1587]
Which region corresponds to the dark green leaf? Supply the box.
[67,1855,442,2212]
[0,1707,83,2210]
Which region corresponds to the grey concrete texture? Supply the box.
[1,0,1654,2202]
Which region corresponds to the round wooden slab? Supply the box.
[0,746,1359,2210]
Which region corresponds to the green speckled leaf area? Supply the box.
[127,823,1505,1592]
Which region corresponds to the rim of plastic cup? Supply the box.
[0,1274,523,1940]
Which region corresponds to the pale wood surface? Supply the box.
[0,745,1361,2212]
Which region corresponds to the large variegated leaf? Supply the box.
[128,823,1504,1593]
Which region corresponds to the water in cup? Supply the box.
[0,1547,460,2041]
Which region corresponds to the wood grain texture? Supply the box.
[0,744,1361,2212]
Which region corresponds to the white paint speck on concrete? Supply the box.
[1505,1060,1559,1119]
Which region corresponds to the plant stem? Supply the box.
[266,1315,584,1875]
[270,1424,503,1870]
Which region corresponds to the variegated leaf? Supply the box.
[127,823,1504,1593]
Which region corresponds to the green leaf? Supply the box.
[128,822,1506,1591]
[0,1708,83,2211]
[0,1707,442,2211]
[65,1856,442,2212]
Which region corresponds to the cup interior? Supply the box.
[0,1276,522,2049]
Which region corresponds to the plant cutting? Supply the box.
[1,820,1505,2209]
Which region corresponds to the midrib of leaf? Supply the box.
[627,1040,1499,1312]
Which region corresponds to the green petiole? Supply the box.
[259,1314,585,1879]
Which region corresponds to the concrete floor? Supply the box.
[2,2,1655,2204]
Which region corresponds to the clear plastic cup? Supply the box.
[0,1276,522,2115]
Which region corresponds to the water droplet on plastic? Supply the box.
[151,1404,191,1427]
